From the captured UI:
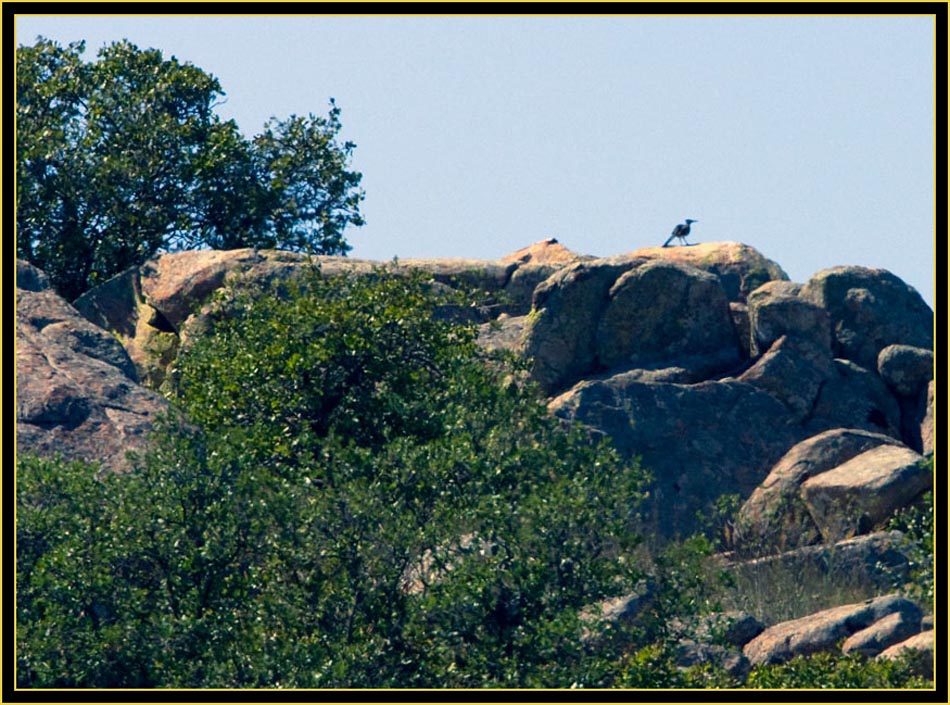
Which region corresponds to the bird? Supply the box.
[663,219,698,247]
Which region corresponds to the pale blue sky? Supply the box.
[15,13,936,306]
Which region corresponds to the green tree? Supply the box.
[16,38,364,301]
[17,267,648,688]
[252,108,364,256]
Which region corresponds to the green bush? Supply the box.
[17,266,649,687]
[745,650,930,689]
[883,461,934,609]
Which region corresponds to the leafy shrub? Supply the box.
[16,455,135,686]
[17,266,649,688]
[882,465,934,609]
[745,650,931,689]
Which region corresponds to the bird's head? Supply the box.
[686,219,698,225]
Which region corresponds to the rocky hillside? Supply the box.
[15,239,935,672]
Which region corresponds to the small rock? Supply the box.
[477,314,527,354]
[498,237,588,265]
[16,260,52,292]
[675,641,750,680]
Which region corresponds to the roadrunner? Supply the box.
[663,219,698,247]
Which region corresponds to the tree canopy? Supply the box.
[16,38,364,301]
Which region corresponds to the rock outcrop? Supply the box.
[23,240,934,544]
[16,261,171,474]
[519,244,782,395]
[74,249,367,388]
[72,243,587,389]
[527,250,932,541]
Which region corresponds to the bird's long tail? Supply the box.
[662,234,675,247]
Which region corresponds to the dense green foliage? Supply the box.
[16,38,363,300]
[745,650,930,689]
[17,267,648,687]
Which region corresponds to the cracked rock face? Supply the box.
[549,376,801,539]
[16,261,170,474]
